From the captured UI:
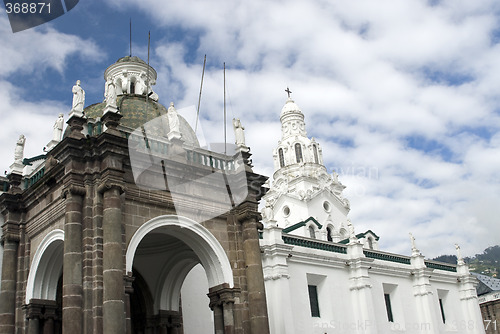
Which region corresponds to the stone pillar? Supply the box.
[101,110,122,137]
[66,115,86,140]
[238,213,270,334]
[43,301,58,334]
[0,215,21,334]
[347,240,377,334]
[24,301,45,334]
[208,284,239,334]
[124,275,134,334]
[62,185,86,334]
[99,183,125,334]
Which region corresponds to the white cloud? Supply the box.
[0,15,104,173]
[0,16,104,77]
[2,0,499,259]
[113,0,500,257]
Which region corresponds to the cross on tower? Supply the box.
[285,87,292,98]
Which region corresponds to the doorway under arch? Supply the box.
[126,215,236,333]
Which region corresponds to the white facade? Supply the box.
[260,97,485,334]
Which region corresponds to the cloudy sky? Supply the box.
[1,0,499,258]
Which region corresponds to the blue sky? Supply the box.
[1,0,500,258]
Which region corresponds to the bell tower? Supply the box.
[262,91,351,242]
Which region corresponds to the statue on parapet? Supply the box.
[72,80,85,112]
[105,76,117,108]
[53,113,64,142]
[14,134,26,162]
[233,118,246,147]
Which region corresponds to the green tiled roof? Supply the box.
[83,95,200,146]
[282,217,323,233]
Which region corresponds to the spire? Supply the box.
[262,88,351,238]
[273,92,322,170]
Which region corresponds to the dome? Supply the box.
[280,98,303,116]
[115,56,147,64]
[83,95,200,147]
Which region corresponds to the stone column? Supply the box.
[62,185,86,334]
[27,316,40,334]
[25,303,42,334]
[239,213,270,334]
[208,284,239,334]
[43,301,58,334]
[0,212,21,334]
[99,183,125,334]
[124,275,134,334]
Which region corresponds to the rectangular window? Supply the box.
[308,285,320,317]
[439,298,446,323]
[384,293,394,322]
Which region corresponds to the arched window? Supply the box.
[295,143,303,163]
[308,226,316,239]
[278,148,285,168]
[367,237,373,249]
[130,78,136,94]
[313,144,319,164]
[326,227,333,242]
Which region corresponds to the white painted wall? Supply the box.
[181,263,214,334]
[261,227,486,334]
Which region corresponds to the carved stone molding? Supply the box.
[61,185,86,199]
[1,221,21,243]
[207,283,241,309]
[96,181,125,195]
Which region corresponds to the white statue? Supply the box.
[72,80,85,111]
[261,202,274,223]
[455,243,465,264]
[14,134,26,162]
[167,102,180,133]
[409,232,419,254]
[233,118,246,146]
[135,72,147,95]
[105,76,117,108]
[347,219,356,241]
[53,113,64,141]
[121,70,129,94]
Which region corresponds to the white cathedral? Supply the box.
[0,55,486,334]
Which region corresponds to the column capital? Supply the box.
[234,206,261,225]
[62,185,86,199]
[97,181,125,195]
[207,284,241,309]
[1,222,21,244]
[124,274,135,295]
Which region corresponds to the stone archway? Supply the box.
[25,229,64,333]
[126,215,237,334]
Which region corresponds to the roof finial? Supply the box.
[285,87,292,98]
[455,243,465,265]
[409,232,420,255]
